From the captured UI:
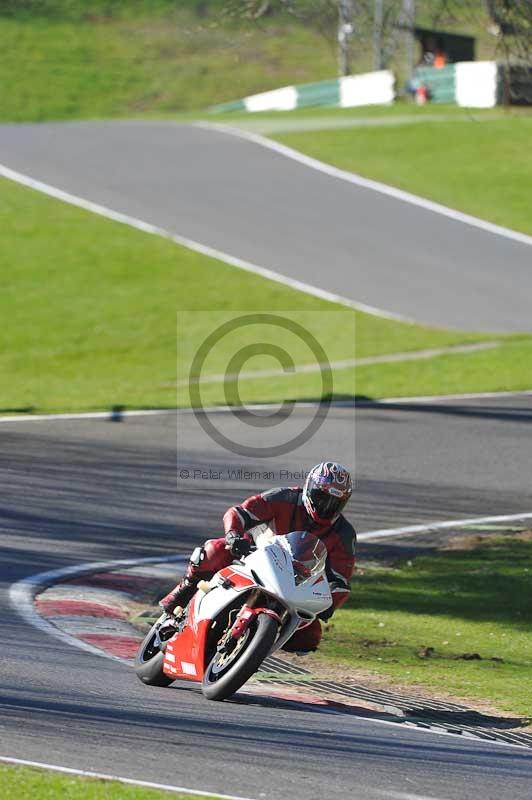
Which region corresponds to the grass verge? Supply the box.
[329,338,532,400]
[212,103,509,132]
[320,536,532,718]
[0,763,223,800]
[0,9,339,122]
[274,113,532,236]
[2,175,505,416]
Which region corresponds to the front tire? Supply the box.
[135,620,174,687]
[202,613,278,701]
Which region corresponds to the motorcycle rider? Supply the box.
[160,461,355,653]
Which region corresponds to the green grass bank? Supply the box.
[321,536,532,718]
[274,113,532,236]
[4,175,508,416]
[0,0,504,122]
[0,763,224,800]
[2,175,532,415]
[0,6,337,122]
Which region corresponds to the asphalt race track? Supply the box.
[2,399,532,799]
[0,120,531,331]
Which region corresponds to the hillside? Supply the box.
[0,0,501,121]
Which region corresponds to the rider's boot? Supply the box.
[159,547,212,615]
[159,576,198,614]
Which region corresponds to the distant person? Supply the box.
[434,48,447,69]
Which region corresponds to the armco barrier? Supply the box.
[455,61,498,108]
[245,85,298,113]
[211,70,395,113]
[297,78,341,108]
[213,61,528,114]
[414,61,530,108]
[415,64,456,104]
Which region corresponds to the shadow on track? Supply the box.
[1,688,532,776]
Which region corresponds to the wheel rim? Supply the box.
[141,633,161,663]
[209,628,252,679]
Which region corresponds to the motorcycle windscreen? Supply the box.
[279,531,327,584]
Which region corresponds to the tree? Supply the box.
[222,1,531,79]
[484,0,531,62]
[418,0,531,63]
[222,1,405,76]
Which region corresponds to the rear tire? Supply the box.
[135,621,174,687]
[202,613,278,701]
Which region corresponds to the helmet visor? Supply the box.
[309,486,347,520]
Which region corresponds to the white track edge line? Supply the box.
[197,122,532,248]
[375,388,532,403]
[2,387,532,423]
[0,409,176,423]
[177,342,499,387]
[357,511,532,541]
[385,793,452,800]
[0,161,410,324]
[0,756,256,800]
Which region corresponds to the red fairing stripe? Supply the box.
[218,567,256,589]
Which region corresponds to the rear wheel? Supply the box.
[135,619,174,687]
[202,613,278,701]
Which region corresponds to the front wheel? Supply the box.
[135,618,174,687]
[202,613,278,701]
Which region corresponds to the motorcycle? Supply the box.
[134,526,332,701]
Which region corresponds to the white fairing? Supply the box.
[245,544,331,615]
[192,527,332,655]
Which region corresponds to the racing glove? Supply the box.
[224,531,252,558]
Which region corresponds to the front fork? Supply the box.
[217,593,285,654]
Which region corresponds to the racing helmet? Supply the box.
[302,462,352,525]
